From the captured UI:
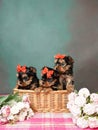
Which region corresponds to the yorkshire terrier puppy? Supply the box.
[54,54,74,91]
[16,64,39,90]
[59,74,74,92]
[37,66,60,92]
[54,54,74,75]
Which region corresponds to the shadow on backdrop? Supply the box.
[67,0,98,92]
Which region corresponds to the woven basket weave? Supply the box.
[13,85,70,113]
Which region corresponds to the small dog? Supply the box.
[16,64,39,90]
[54,53,74,75]
[38,66,60,92]
[59,74,74,91]
[54,54,74,91]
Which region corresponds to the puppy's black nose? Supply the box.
[19,81,22,84]
[23,77,29,81]
[56,60,60,65]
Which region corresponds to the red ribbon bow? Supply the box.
[42,67,48,74]
[42,67,54,78]
[16,64,26,73]
[54,54,65,59]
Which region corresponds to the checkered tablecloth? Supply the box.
[0,113,97,130]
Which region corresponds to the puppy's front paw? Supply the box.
[66,85,74,92]
[34,87,42,94]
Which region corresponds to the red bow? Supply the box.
[42,67,48,74]
[16,64,26,73]
[47,70,54,78]
[54,54,65,59]
[42,67,54,78]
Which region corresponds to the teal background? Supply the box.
[0,0,98,93]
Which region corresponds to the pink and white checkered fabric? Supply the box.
[0,113,97,130]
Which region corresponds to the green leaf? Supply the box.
[4,93,19,102]
[84,116,89,120]
[74,89,78,94]
[0,95,9,105]
[86,96,90,104]
[0,93,22,108]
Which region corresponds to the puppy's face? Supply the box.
[54,54,74,73]
[16,64,37,87]
[17,73,33,87]
[40,67,59,88]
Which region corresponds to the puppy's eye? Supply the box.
[48,78,53,82]
[23,77,29,81]
[60,61,66,66]
[54,59,57,63]
[62,63,66,66]
[55,61,60,65]
[55,59,60,64]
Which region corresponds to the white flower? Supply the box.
[67,100,75,110]
[72,116,78,124]
[22,95,30,103]
[83,103,96,115]
[67,88,98,128]
[18,109,27,121]
[78,88,90,98]
[0,117,8,123]
[26,108,34,119]
[0,94,35,124]
[1,106,11,117]
[77,117,89,128]
[90,93,98,104]
[11,102,29,115]
[70,104,81,117]
[7,114,14,120]
[11,102,25,114]
[68,92,77,101]
[24,102,30,109]
[88,117,98,128]
[74,96,86,107]
[16,102,26,110]
[11,105,20,115]
[95,104,98,113]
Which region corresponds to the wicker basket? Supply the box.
[13,85,70,113]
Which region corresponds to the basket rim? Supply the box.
[13,85,69,94]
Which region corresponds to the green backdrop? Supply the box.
[0,0,74,93]
[0,0,98,94]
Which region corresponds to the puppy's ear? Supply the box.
[29,67,37,73]
[16,73,19,77]
[66,56,74,65]
[53,70,59,78]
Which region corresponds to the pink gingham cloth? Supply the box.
[0,113,97,130]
